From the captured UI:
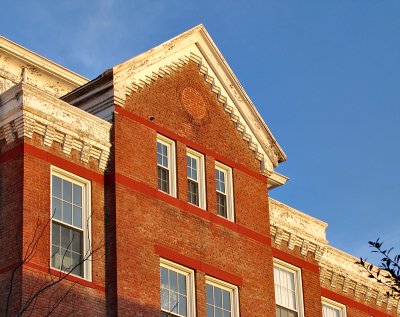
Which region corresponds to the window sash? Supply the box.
[273,261,303,317]
[205,277,238,317]
[160,260,194,317]
[187,149,205,209]
[215,162,233,221]
[50,167,91,281]
[157,136,176,196]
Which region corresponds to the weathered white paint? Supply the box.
[0,83,111,170]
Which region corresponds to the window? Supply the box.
[322,298,346,317]
[187,149,206,209]
[273,260,304,317]
[160,259,195,317]
[157,135,176,197]
[50,167,91,280]
[206,276,239,317]
[215,162,234,221]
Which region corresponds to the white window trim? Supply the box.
[273,258,304,317]
[322,297,347,317]
[205,276,239,317]
[157,134,177,197]
[50,166,92,281]
[215,161,234,221]
[160,258,196,317]
[186,148,206,209]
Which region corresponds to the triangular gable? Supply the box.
[112,25,286,178]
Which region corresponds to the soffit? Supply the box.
[111,25,286,176]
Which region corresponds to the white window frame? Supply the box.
[205,276,239,317]
[273,259,304,317]
[186,149,206,209]
[215,162,234,221]
[160,259,196,317]
[157,134,177,197]
[322,297,346,317]
[50,166,92,281]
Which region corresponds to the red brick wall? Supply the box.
[0,135,107,316]
[0,140,24,316]
[112,62,274,316]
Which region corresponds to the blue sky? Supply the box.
[2,0,399,264]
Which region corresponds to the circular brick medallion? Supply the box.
[181,87,208,121]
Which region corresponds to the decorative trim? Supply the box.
[319,246,400,312]
[269,198,328,262]
[0,83,112,171]
[0,36,88,87]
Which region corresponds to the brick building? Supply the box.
[0,25,397,316]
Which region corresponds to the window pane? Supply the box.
[71,252,82,276]
[206,283,213,304]
[214,287,222,308]
[215,308,223,317]
[161,267,169,288]
[207,304,214,317]
[52,223,60,246]
[188,180,199,206]
[73,184,82,206]
[216,193,227,218]
[223,290,231,310]
[169,270,178,292]
[63,180,72,203]
[61,225,71,249]
[71,230,82,254]
[170,291,178,314]
[161,288,169,310]
[73,206,82,228]
[178,273,186,294]
[52,176,62,198]
[63,202,72,224]
[52,197,62,220]
[179,294,187,316]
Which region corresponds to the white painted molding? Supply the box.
[0,36,88,98]
[269,198,328,261]
[0,83,111,170]
[319,246,399,312]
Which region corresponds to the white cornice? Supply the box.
[0,83,111,170]
[269,198,328,261]
[111,25,286,175]
[0,36,88,87]
[267,171,289,189]
[320,246,399,313]
[270,198,399,314]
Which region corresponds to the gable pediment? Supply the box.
[112,25,286,178]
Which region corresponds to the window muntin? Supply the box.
[206,277,239,317]
[160,259,195,317]
[322,298,346,317]
[157,135,176,197]
[215,162,234,221]
[50,167,91,280]
[274,260,304,317]
[187,149,206,209]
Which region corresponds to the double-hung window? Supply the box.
[215,162,234,221]
[206,276,239,317]
[157,135,176,197]
[322,298,346,317]
[160,259,195,317]
[273,260,304,317]
[187,149,206,209]
[50,167,91,280]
